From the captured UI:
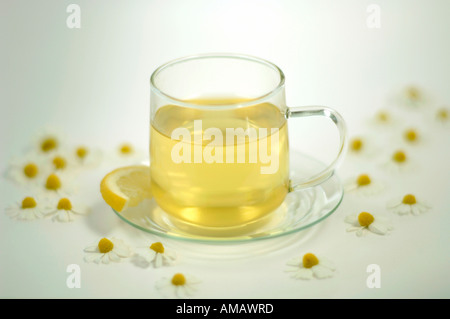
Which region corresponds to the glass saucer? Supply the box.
[112,151,343,243]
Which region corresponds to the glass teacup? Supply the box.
[150,53,346,230]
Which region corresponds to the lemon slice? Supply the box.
[100,165,152,212]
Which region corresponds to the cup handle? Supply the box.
[286,105,347,190]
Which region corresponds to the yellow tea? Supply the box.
[150,98,289,228]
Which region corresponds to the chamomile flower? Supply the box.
[134,241,177,268]
[42,172,76,197]
[402,128,422,145]
[345,212,393,236]
[47,152,79,175]
[32,128,65,156]
[387,194,431,216]
[156,273,201,298]
[4,155,47,188]
[436,107,449,125]
[347,136,378,158]
[344,174,384,196]
[5,196,50,221]
[398,85,428,109]
[285,253,336,280]
[391,127,426,148]
[45,197,90,222]
[84,237,132,264]
[72,145,102,168]
[369,109,397,128]
[382,150,414,173]
[114,142,145,164]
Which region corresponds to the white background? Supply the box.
[1,0,449,298]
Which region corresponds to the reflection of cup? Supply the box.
[150,54,347,229]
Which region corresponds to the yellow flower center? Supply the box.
[171,273,186,286]
[350,138,363,151]
[358,212,375,227]
[52,156,67,170]
[392,151,407,163]
[21,197,37,209]
[302,253,319,269]
[376,111,389,122]
[23,163,38,178]
[57,198,72,210]
[76,147,88,159]
[404,129,418,142]
[402,194,417,205]
[120,144,133,155]
[41,137,58,152]
[150,242,165,254]
[45,174,61,190]
[437,108,448,120]
[407,86,420,100]
[356,174,371,186]
[98,238,114,253]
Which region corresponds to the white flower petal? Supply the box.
[93,254,104,264]
[286,257,302,267]
[24,212,36,221]
[108,251,121,262]
[396,204,412,215]
[317,257,335,270]
[344,214,358,225]
[346,226,362,233]
[101,254,110,264]
[293,268,313,280]
[44,209,58,217]
[174,286,185,299]
[312,264,335,279]
[142,249,157,263]
[5,201,51,221]
[164,250,177,261]
[356,228,366,236]
[369,221,390,235]
[71,204,89,215]
[154,253,163,268]
[56,210,69,222]
[416,202,430,213]
[162,254,176,266]
[84,253,101,263]
[112,245,131,258]
[84,245,99,253]
[32,209,44,218]
[182,284,197,296]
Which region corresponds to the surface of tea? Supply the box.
[150,98,289,229]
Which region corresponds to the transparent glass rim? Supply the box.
[150,53,286,109]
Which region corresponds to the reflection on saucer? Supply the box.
[112,151,344,243]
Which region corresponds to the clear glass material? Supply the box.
[150,53,286,114]
[114,150,344,243]
[148,53,347,236]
